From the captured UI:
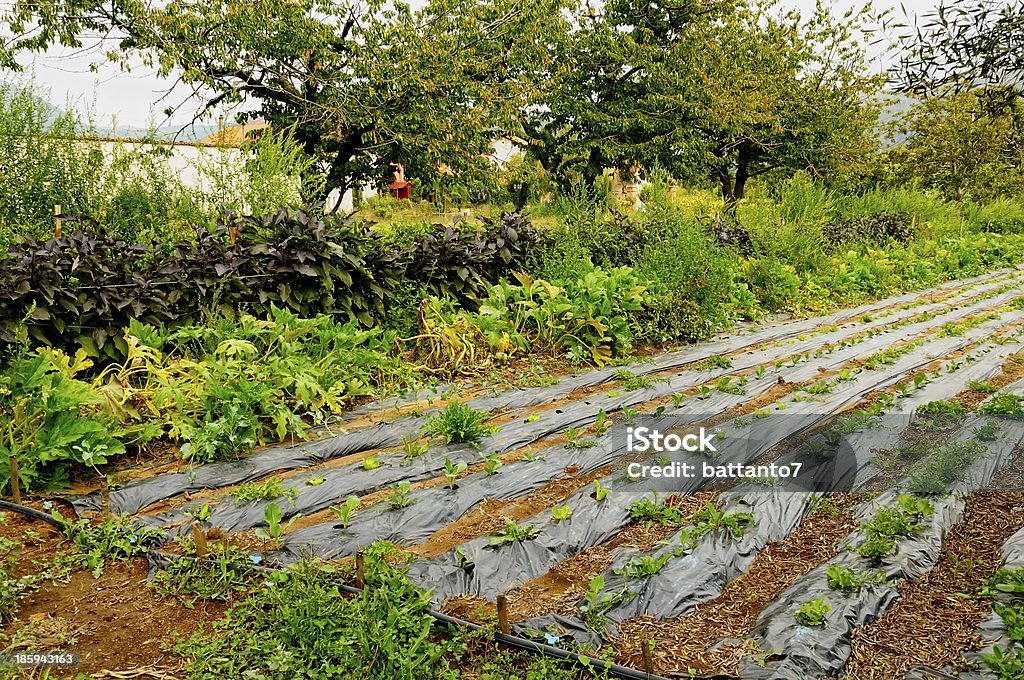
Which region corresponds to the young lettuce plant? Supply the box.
[442,457,467,489]
[255,502,298,549]
[329,496,361,528]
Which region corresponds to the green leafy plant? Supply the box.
[254,502,299,548]
[691,502,755,538]
[794,598,831,626]
[482,453,503,475]
[551,505,573,522]
[702,355,733,369]
[185,503,212,522]
[386,481,414,510]
[616,554,670,579]
[442,457,467,489]
[981,393,1024,416]
[593,480,610,502]
[421,401,497,445]
[233,478,298,507]
[487,518,541,547]
[564,425,597,449]
[401,435,429,462]
[361,456,382,470]
[628,497,683,527]
[329,496,361,528]
[825,565,882,592]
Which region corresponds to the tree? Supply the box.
[524,0,881,202]
[885,89,1024,201]
[1,0,569,202]
[895,0,1024,95]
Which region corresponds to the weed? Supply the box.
[233,478,298,507]
[969,380,1000,394]
[488,518,541,546]
[564,425,597,449]
[151,557,251,607]
[401,435,429,462]
[702,355,733,370]
[615,369,662,391]
[616,554,670,579]
[974,419,1001,441]
[628,497,683,527]
[794,598,831,626]
[825,565,883,592]
[421,401,497,445]
[174,553,462,678]
[691,502,755,539]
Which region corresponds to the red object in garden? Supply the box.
[390,179,412,199]
[389,162,412,199]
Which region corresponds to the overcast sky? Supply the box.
[5,0,937,130]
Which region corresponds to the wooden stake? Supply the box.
[355,551,365,589]
[192,522,208,558]
[53,205,62,238]
[8,457,20,505]
[641,641,654,678]
[496,594,510,635]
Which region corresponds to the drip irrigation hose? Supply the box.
[0,499,692,680]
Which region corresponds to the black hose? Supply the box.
[0,499,66,529]
[2,500,686,680]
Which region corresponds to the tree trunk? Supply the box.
[733,142,751,201]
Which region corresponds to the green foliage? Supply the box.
[361,457,382,471]
[481,453,503,476]
[905,441,985,494]
[53,510,160,578]
[550,505,573,522]
[421,401,496,445]
[593,480,610,502]
[233,478,297,507]
[627,497,684,527]
[825,565,883,592]
[487,518,541,547]
[580,573,628,631]
[981,394,1024,416]
[0,346,124,492]
[442,458,468,489]
[690,502,755,539]
[254,502,299,548]
[386,482,414,510]
[151,556,252,607]
[616,554,670,580]
[479,267,649,366]
[794,598,832,627]
[856,495,934,560]
[329,496,361,529]
[173,555,464,679]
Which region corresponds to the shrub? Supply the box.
[421,401,496,445]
